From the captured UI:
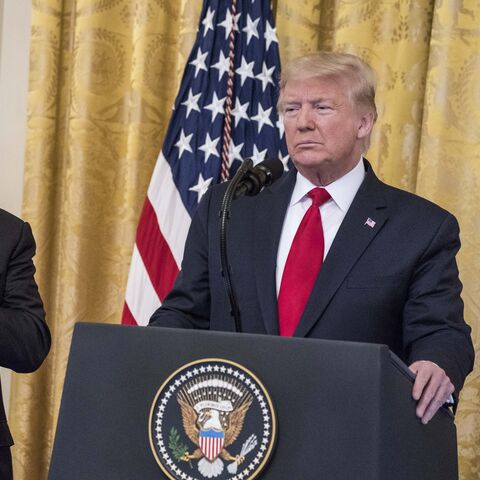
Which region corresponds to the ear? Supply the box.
[356,109,375,140]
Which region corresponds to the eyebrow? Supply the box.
[283,96,334,104]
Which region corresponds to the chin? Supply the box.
[292,158,337,185]
[292,154,331,171]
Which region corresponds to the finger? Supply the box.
[411,362,434,401]
[408,360,422,375]
[415,371,442,418]
[421,378,455,424]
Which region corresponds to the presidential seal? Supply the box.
[149,359,277,480]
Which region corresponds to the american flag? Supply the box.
[123,0,288,326]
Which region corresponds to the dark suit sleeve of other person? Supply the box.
[402,209,474,397]
[0,210,51,373]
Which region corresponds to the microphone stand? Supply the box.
[219,159,253,333]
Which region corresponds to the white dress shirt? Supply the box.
[276,158,366,295]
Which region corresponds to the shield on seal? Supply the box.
[199,429,225,461]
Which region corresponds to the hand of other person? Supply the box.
[409,360,455,424]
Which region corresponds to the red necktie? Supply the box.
[278,188,331,336]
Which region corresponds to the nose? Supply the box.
[296,105,315,130]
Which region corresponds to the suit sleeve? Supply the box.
[149,188,213,330]
[403,213,474,394]
[0,222,50,372]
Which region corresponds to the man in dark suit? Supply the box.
[0,209,51,479]
[149,52,474,425]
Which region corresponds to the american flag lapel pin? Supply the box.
[365,217,376,228]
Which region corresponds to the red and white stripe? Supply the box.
[199,435,225,462]
[123,153,191,326]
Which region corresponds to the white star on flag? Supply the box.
[276,115,285,138]
[242,14,260,45]
[265,20,278,50]
[198,132,220,163]
[189,173,213,201]
[204,92,226,122]
[217,9,241,40]
[256,62,275,92]
[181,89,201,117]
[228,140,244,166]
[201,7,215,37]
[212,50,230,80]
[251,104,274,133]
[190,48,208,77]
[236,56,255,86]
[279,151,290,170]
[251,144,268,164]
[232,98,250,126]
[175,130,193,157]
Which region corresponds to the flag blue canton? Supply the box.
[162,0,288,217]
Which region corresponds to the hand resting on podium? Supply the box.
[409,360,455,424]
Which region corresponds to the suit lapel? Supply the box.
[294,165,389,338]
[253,169,296,335]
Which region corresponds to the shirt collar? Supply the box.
[291,157,366,212]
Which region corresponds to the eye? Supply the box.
[284,105,299,115]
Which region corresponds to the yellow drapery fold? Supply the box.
[10,1,479,478]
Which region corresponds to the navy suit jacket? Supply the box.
[0,209,51,447]
[150,161,474,395]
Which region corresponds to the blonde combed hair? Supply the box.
[278,51,378,122]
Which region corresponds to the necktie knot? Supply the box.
[308,188,330,207]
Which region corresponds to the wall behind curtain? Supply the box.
[10,1,479,479]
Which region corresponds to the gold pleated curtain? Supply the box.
[10,1,479,479]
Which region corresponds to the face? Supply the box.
[281,76,374,185]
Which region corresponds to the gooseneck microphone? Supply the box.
[219,158,285,333]
[234,158,285,198]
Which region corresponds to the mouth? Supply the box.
[296,141,321,148]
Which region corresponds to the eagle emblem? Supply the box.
[149,359,276,480]
[177,380,253,477]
